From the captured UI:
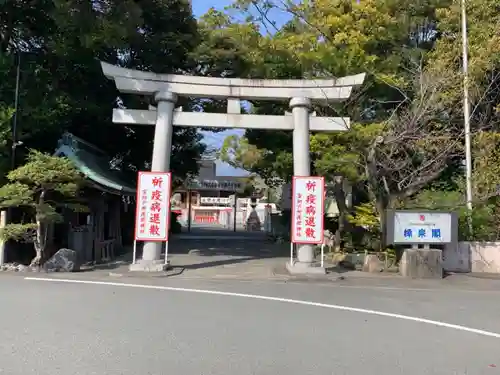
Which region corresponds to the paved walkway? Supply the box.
[109,234,292,280]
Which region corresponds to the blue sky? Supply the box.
[191,0,234,16]
[191,0,289,176]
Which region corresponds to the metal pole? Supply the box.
[462,0,473,233]
[0,211,7,265]
[11,51,21,171]
[267,189,272,233]
[233,192,237,232]
[132,240,137,264]
[164,240,169,266]
[7,52,22,226]
[187,188,192,233]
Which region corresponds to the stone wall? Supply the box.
[442,242,470,273]
[442,241,500,273]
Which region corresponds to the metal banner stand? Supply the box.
[164,241,169,265]
[187,188,192,233]
[132,240,137,264]
[320,243,325,268]
[233,193,238,232]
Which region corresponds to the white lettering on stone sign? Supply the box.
[135,172,172,242]
[291,176,325,244]
[393,212,452,244]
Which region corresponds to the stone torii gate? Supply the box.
[101,62,365,272]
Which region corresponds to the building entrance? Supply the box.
[170,158,276,236]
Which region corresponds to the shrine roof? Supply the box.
[54,133,136,196]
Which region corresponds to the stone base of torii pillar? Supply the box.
[286,260,326,275]
[129,259,169,272]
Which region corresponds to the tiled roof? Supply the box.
[55,133,136,195]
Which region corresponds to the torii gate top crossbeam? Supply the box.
[101,62,365,102]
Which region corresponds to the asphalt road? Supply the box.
[1,275,500,375]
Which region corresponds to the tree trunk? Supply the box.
[30,191,47,267]
[30,243,43,267]
[333,176,348,251]
[30,220,46,267]
[375,199,387,250]
[365,139,389,250]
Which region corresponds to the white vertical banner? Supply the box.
[291,176,325,244]
[134,172,172,242]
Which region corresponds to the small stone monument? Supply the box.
[44,248,79,272]
[386,210,458,279]
[245,197,261,231]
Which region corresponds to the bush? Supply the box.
[346,201,381,251]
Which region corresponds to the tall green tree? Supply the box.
[0,150,85,266]
[196,0,500,247]
[201,0,452,186]
[0,0,204,182]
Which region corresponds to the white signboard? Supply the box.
[291,176,325,244]
[392,212,452,244]
[135,172,172,242]
[200,197,231,205]
[187,179,242,191]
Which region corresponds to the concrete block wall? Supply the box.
[442,241,500,273]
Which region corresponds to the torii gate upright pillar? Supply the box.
[136,91,177,270]
[290,97,315,265]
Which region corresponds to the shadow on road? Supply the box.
[99,228,289,274]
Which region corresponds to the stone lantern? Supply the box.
[245,191,262,231]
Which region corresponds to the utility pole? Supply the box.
[11,51,21,170]
[461,0,473,233]
[3,51,22,262]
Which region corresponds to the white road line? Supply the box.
[25,276,500,339]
